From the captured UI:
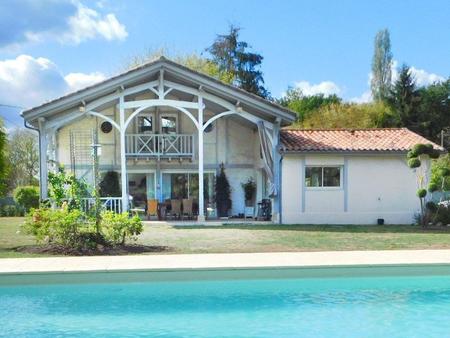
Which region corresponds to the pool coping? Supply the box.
[2,250,450,275]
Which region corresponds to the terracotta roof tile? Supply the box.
[280,128,444,153]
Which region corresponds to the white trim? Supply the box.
[159,112,179,134]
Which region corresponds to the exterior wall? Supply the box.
[54,110,265,217]
[281,153,422,225]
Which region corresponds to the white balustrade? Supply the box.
[125,134,194,158]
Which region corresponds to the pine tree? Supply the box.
[207,25,269,98]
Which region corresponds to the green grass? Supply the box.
[2,218,450,258]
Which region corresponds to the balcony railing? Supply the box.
[125,134,194,159]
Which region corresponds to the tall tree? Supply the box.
[371,29,393,101]
[6,129,39,190]
[207,25,269,98]
[0,119,8,196]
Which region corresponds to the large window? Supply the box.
[305,166,341,188]
[160,115,177,134]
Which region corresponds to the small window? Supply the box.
[137,115,153,133]
[305,166,341,188]
[161,115,177,134]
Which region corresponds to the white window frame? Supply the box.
[305,165,343,190]
[135,112,155,134]
[159,113,178,134]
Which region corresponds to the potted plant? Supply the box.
[241,178,256,207]
[241,177,256,219]
[215,163,231,218]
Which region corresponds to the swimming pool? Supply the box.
[1,265,450,337]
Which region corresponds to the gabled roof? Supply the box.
[21,56,296,124]
[280,128,445,153]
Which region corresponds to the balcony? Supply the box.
[125,134,195,159]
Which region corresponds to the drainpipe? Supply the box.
[23,118,43,199]
[279,152,283,224]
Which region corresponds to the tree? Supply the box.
[99,171,121,197]
[296,101,396,129]
[125,48,234,84]
[278,87,341,122]
[371,29,393,101]
[388,64,420,129]
[6,129,39,190]
[207,25,269,98]
[0,119,7,196]
[215,163,231,217]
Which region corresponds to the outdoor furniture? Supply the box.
[170,199,182,219]
[182,198,194,220]
[147,199,158,220]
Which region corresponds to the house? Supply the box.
[280,128,443,224]
[21,57,443,224]
[21,57,295,222]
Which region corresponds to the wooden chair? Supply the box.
[182,198,193,220]
[147,199,158,220]
[170,199,182,219]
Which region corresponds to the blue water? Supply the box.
[1,272,450,337]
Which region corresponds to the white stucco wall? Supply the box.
[281,154,422,225]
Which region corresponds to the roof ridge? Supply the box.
[281,127,408,132]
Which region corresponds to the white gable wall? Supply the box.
[281,153,422,225]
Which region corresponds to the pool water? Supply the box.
[1,269,450,337]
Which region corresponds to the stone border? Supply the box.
[1,250,450,274]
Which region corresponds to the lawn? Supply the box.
[2,217,450,258]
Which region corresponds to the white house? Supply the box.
[21,57,295,222]
[280,128,443,224]
[21,57,443,224]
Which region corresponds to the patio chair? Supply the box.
[170,199,182,220]
[182,198,194,220]
[147,199,158,220]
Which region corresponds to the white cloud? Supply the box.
[350,90,372,104]
[0,55,105,108]
[0,0,127,49]
[64,72,106,91]
[293,81,342,96]
[61,2,127,44]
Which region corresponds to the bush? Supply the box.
[429,149,441,159]
[426,201,438,212]
[408,158,421,168]
[14,186,39,212]
[0,205,24,217]
[23,207,88,248]
[412,144,428,156]
[407,150,418,159]
[101,211,143,245]
[417,189,427,198]
[428,182,438,193]
[99,171,121,197]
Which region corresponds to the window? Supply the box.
[305,166,341,188]
[160,115,177,134]
[137,114,153,133]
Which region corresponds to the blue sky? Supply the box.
[0,0,449,128]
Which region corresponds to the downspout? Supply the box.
[23,118,43,199]
[279,152,283,224]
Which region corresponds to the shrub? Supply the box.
[426,201,438,212]
[429,149,441,159]
[407,150,418,159]
[0,205,24,217]
[101,211,143,245]
[417,189,427,198]
[428,182,438,193]
[14,186,39,212]
[99,171,121,197]
[412,144,428,155]
[408,158,421,168]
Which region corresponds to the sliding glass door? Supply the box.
[161,172,215,204]
[128,173,155,208]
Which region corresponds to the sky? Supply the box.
[0,0,449,129]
